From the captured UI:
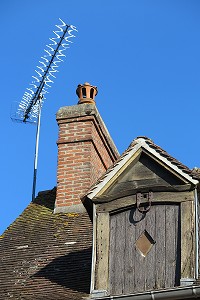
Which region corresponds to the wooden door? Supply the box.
[109,203,180,295]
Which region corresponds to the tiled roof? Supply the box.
[87,136,199,199]
[0,188,92,299]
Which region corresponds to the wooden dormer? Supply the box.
[85,137,199,298]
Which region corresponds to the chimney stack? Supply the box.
[54,83,119,213]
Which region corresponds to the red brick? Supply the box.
[55,104,119,210]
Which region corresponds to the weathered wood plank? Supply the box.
[105,180,179,197]
[109,213,116,294]
[134,208,146,292]
[95,213,109,290]
[97,195,136,213]
[124,208,136,294]
[96,191,193,213]
[155,204,166,289]
[109,212,126,295]
[94,184,192,203]
[145,206,156,290]
[165,205,177,287]
[175,205,181,286]
[115,212,126,295]
[181,200,195,279]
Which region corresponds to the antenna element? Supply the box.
[12,18,77,123]
[11,19,77,201]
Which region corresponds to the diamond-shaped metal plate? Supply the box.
[135,230,155,257]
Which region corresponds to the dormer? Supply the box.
[84,137,199,299]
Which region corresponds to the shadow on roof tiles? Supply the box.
[33,187,57,210]
[31,247,92,293]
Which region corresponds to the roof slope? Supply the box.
[0,188,92,300]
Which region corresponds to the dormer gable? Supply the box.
[85,137,199,298]
[87,137,198,201]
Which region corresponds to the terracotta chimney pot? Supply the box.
[76,82,98,104]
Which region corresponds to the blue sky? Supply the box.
[1,0,200,234]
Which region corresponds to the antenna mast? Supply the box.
[12,19,77,201]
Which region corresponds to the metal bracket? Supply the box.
[90,290,108,298]
[136,191,153,213]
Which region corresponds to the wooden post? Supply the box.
[95,212,110,291]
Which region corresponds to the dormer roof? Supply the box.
[86,136,199,200]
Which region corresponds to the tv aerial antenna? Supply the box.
[11,18,77,201]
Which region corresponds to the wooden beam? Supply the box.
[181,200,195,279]
[95,213,110,291]
[93,184,192,203]
[96,191,194,213]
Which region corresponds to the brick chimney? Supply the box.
[54,82,119,213]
